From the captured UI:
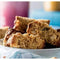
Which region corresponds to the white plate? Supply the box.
[0,45,60,58]
[24,48,60,57]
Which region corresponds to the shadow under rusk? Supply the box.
[57,29,60,32]
[44,43,57,49]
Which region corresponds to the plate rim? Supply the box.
[1,45,60,51]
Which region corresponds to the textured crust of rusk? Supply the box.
[13,16,50,33]
[4,32,45,49]
[26,21,60,47]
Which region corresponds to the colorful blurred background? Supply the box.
[0,2,60,27]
